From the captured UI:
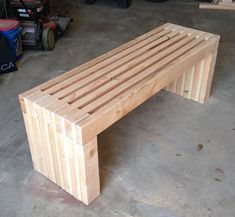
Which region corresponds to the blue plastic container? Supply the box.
[0,19,23,61]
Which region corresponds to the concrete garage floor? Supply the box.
[0,0,235,216]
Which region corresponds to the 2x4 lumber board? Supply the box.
[76,35,219,145]
[200,2,235,10]
[76,137,100,205]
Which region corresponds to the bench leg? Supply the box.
[76,137,100,205]
[21,100,100,205]
[165,51,218,103]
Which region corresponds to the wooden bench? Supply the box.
[19,23,220,205]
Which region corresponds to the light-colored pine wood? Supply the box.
[19,23,220,205]
[200,0,235,10]
[165,51,218,103]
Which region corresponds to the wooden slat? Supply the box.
[22,113,42,172]
[50,114,66,189]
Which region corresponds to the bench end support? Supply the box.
[165,51,218,104]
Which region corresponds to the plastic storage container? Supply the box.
[0,33,18,74]
[0,19,23,61]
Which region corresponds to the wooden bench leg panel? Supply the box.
[21,98,100,205]
[165,51,218,103]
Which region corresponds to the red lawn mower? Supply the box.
[10,0,71,50]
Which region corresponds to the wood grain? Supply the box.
[19,23,220,205]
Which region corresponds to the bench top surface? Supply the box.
[20,23,219,144]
